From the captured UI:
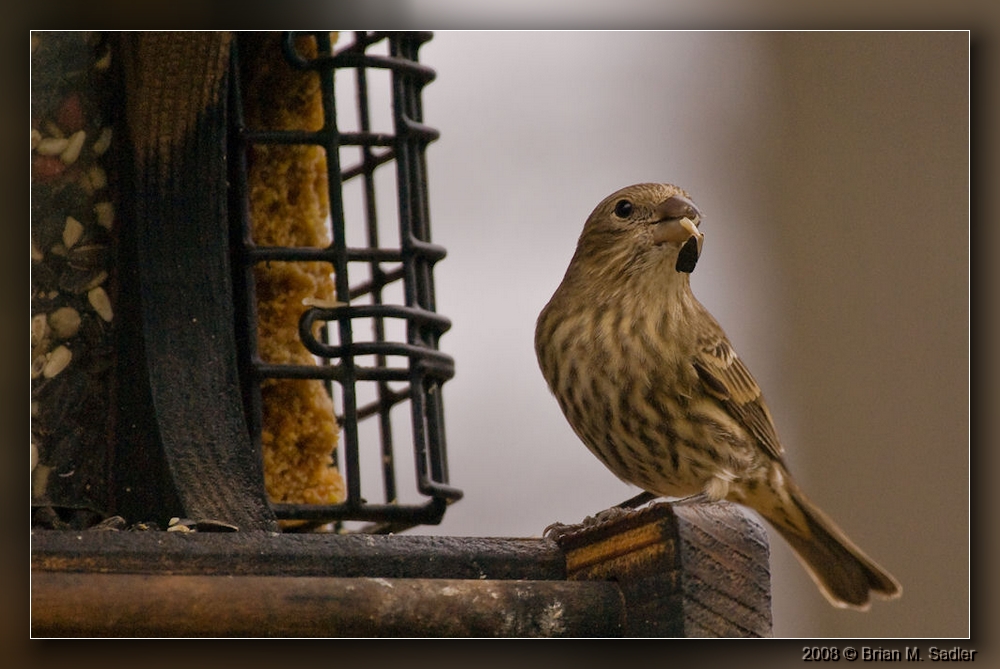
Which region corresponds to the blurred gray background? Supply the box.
[343,31,968,637]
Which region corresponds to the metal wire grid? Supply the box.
[229,31,461,531]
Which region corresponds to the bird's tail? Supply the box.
[751,473,902,610]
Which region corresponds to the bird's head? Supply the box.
[573,183,704,280]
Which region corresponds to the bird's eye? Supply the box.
[613,199,633,218]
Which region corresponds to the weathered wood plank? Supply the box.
[31,531,566,581]
[31,572,624,637]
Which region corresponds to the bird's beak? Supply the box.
[651,195,704,273]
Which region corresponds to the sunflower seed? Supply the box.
[31,352,48,379]
[62,216,84,248]
[48,306,82,339]
[43,345,72,378]
[82,270,108,291]
[88,286,113,322]
[195,519,240,532]
[94,201,114,229]
[60,130,87,165]
[92,515,127,531]
[33,464,52,499]
[36,137,69,156]
[31,313,50,347]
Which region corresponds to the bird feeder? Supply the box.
[31,31,772,637]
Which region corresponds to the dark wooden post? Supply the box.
[115,32,276,530]
[554,501,773,637]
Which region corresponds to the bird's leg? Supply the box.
[668,491,713,507]
[615,490,659,509]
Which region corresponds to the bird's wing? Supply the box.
[692,333,786,463]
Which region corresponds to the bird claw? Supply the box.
[543,505,638,540]
[543,521,578,540]
[544,491,665,540]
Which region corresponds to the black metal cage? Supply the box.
[230,31,461,531]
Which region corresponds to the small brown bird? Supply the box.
[535,183,901,610]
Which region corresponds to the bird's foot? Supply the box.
[544,508,631,540]
[544,492,662,539]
